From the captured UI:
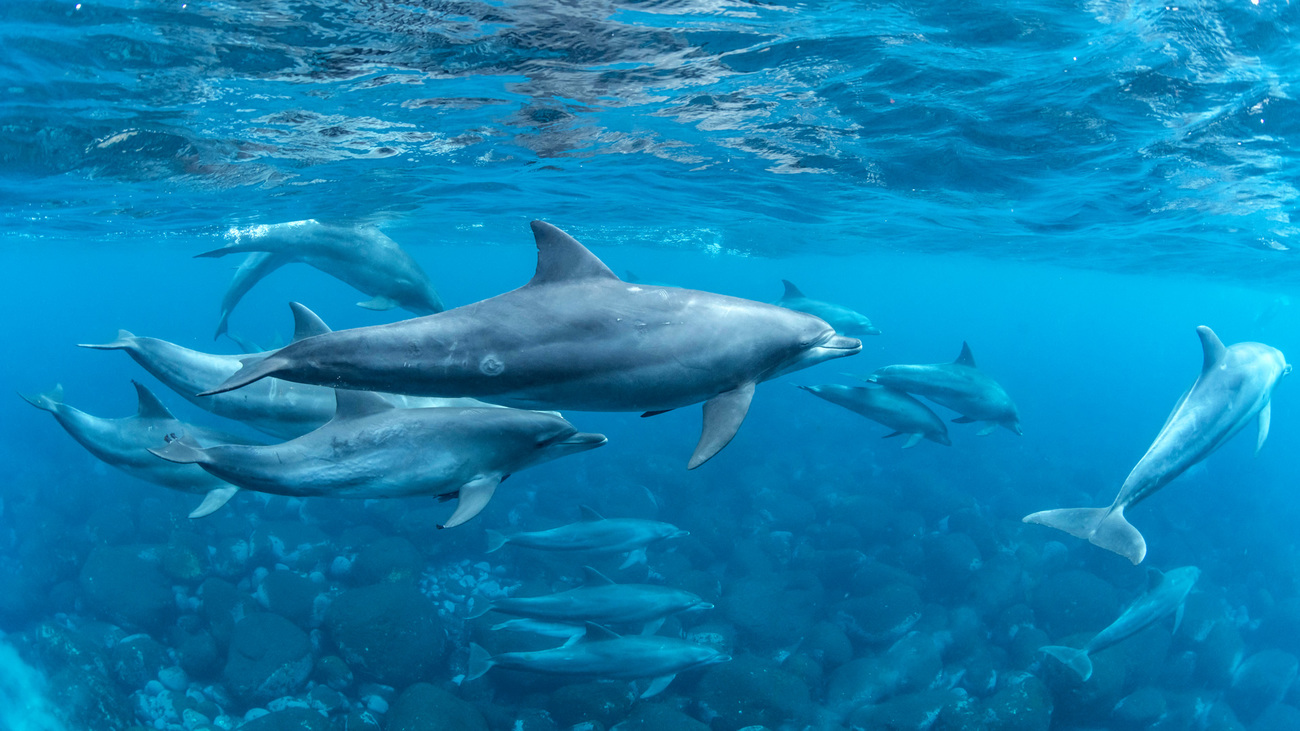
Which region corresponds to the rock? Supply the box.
[308,685,347,714]
[1031,570,1117,637]
[160,532,210,583]
[849,689,963,731]
[158,665,187,692]
[332,710,383,731]
[200,577,261,649]
[326,582,445,687]
[80,545,176,629]
[922,533,982,593]
[548,682,634,727]
[1114,686,1166,729]
[980,673,1052,731]
[1251,704,1300,731]
[1256,598,1300,656]
[697,654,811,731]
[826,632,943,714]
[239,707,329,731]
[352,537,425,585]
[612,704,710,731]
[1194,620,1245,688]
[314,655,353,690]
[804,621,853,668]
[112,635,168,688]
[1228,650,1298,724]
[723,573,821,649]
[834,583,922,646]
[257,570,319,628]
[176,629,221,679]
[386,683,488,731]
[223,613,313,705]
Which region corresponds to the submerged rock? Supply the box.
[697,653,812,731]
[326,581,445,687]
[612,703,710,731]
[386,683,488,731]
[223,613,313,705]
[352,536,425,585]
[1031,570,1117,637]
[834,583,922,646]
[257,569,319,628]
[548,681,634,728]
[849,688,964,731]
[1228,649,1298,724]
[111,634,168,689]
[80,545,176,629]
[239,706,329,731]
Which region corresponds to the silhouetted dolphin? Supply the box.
[198,219,444,340]
[775,280,880,336]
[1040,566,1200,680]
[799,384,950,447]
[201,221,862,468]
[865,342,1022,435]
[150,390,605,528]
[1024,327,1289,564]
[485,506,687,569]
[20,382,255,517]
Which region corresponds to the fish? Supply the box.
[199,221,862,469]
[1024,327,1289,564]
[799,383,951,447]
[485,506,687,569]
[774,280,881,336]
[864,342,1022,435]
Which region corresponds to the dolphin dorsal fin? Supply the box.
[954,342,977,368]
[579,505,605,522]
[527,221,619,286]
[1146,567,1165,592]
[781,280,806,300]
[289,302,332,342]
[581,566,616,586]
[1197,326,1227,372]
[132,381,175,420]
[582,622,621,641]
[332,389,395,420]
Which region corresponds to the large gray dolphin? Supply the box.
[200,221,862,468]
[1040,566,1200,680]
[150,391,606,529]
[799,384,951,448]
[20,382,256,518]
[81,304,501,440]
[468,623,730,698]
[199,219,444,340]
[1025,327,1289,564]
[775,280,881,337]
[865,342,1022,435]
[486,506,687,569]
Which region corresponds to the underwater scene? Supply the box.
[3,1,1300,730]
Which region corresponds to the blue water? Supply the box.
[3,1,1300,730]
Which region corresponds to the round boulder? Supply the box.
[326,581,445,687]
[387,683,487,731]
[222,613,313,705]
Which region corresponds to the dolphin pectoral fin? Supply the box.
[197,353,284,397]
[1023,505,1147,565]
[902,433,923,449]
[640,674,677,699]
[882,431,904,438]
[1039,645,1092,682]
[439,475,501,529]
[189,486,239,519]
[641,409,674,418]
[619,548,648,570]
[78,330,136,350]
[689,383,756,469]
[952,416,978,424]
[357,295,399,311]
[1174,603,1185,636]
[976,423,998,436]
[641,617,666,636]
[149,434,209,465]
[1257,400,1272,455]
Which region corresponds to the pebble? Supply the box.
[365,695,389,714]
[159,665,188,691]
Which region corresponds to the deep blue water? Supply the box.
[3,1,1300,730]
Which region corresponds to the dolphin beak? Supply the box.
[557,432,608,453]
[823,335,862,353]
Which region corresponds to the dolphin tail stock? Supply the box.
[77,329,137,351]
[484,529,509,553]
[467,643,496,682]
[1022,505,1147,565]
[189,486,240,519]
[18,384,65,412]
[148,433,211,465]
[1039,645,1093,681]
[197,353,287,397]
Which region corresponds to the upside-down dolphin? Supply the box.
[200,221,862,468]
[81,304,500,440]
[486,506,687,569]
[21,382,256,518]
[864,342,1022,435]
[199,219,444,340]
[799,384,950,447]
[774,280,881,337]
[150,391,605,528]
[1024,327,1289,564]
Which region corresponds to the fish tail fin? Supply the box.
[1023,505,1146,565]
[78,329,137,350]
[1040,645,1093,681]
[197,353,285,397]
[485,529,508,553]
[148,433,210,465]
[18,384,64,412]
[467,643,495,681]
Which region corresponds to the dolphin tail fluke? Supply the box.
[467,643,495,681]
[197,353,286,397]
[484,529,509,553]
[18,384,65,412]
[1023,505,1146,565]
[189,486,239,519]
[1040,645,1093,681]
[466,599,493,620]
[148,434,210,465]
[688,383,755,469]
[78,330,137,350]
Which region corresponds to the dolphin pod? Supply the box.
[199,219,445,340]
[200,221,862,468]
[865,342,1022,436]
[774,280,881,337]
[1024,327,1290,564]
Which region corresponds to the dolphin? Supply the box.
[198,219,444,340]
[1040,566,1200,680]
[198,221,861,468]
[20,382,256,518]
[1025,327,1289,564]
[775,280,881,337]
[80,304,503,440]
[864,342,1022,435]
[468,623,730,698]
[799,384,951,448]
[150,391,606,529]
[470,566,711,634]
[485,506,687,569]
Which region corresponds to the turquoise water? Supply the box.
[3,1,1300,730]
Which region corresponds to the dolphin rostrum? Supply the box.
[199,221,862,468]
[20,382,256,518]
[799,383,951,447]
[199,219,444,340]
[1040,566,1200,680]
[864,342,1022,435]
[486,506,687,569]
[150,391,605,528]
[468,623,730,698]
[775,280,881,336]
[81,304,501,440]
[1024,327,1289,564]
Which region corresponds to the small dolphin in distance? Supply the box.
[1040,566,1200,681]
[468,623,729,698]
[487,506,687,569]
[799,383,951,448]
[199,219,444,340]
[150,391,605,529]
[21,382,256,518]
[774,280,881,337]
[200,221,862,468]
[1025,327,1289,564]
[864,342,1022,435]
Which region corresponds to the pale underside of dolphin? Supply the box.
[1024,327,1290,564]
[199,221,862,468]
